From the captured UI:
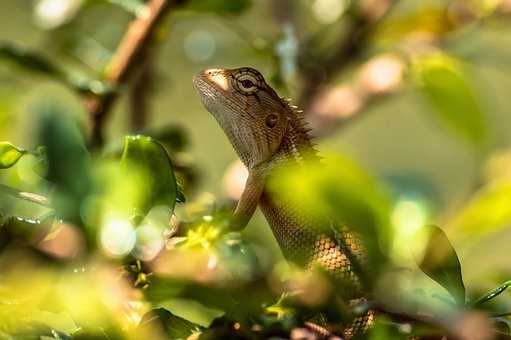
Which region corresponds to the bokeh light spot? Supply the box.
[133,223,164,261]
[34,0,83,29]
[391,198,429,259]
[184,30,216,63]
[100,218,136,257]
[311,0,349,24]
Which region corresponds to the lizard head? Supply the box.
[193,67,289,169]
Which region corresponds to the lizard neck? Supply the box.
[268,115,319,169]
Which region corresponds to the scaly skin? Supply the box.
[193,67,373,338]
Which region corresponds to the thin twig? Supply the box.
[0,184,51,207]
[129,46,155,131]
[87,0,185,148]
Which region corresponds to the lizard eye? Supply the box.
[240,79,255,89]
[233,71,261,95]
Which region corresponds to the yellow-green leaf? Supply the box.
[449,179,511,241]
[412,53,488,147]
[0,141,26,169]
[120,135,178,224]
[417,225,465,307]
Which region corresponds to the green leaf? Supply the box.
[137,308,202,339]
[267,153,392,282]
[38,104,93,228]
[472,280,511,307]
[0,43,62,77]
[0,43,109,96]
[412,53,488,147]
[185,0,252,15]
[367,317,407,340]
[0,141,27,169]
[120,135,177,223]
[417,225,465,307]
[0,213,55,245]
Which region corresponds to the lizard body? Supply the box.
[193,67,373,338]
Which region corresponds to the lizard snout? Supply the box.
[196,68,229,91]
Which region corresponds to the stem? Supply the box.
[129,46,154,132]
[87,0,186,148]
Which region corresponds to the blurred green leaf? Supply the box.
[449,179,511,241]
[472,280,511,307]
[0,43,109,96]
[366,317,407,340]
[185,0,252,15]
[145,276,273,322]
[120,135,177,223]
[376,7,452,43]
[137,308,202,339]
[38,105,93,227]
[0,43,62,77]
[412,53,488,147]
[156,299,224,328]
[0,213,54,248]
[0,142,27,169]
[267,153,392,281]
[417,225,465,307]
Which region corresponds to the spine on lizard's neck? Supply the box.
[264,100,319,170]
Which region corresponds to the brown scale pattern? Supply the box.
[260,188,373,339]
[252,98,374,338]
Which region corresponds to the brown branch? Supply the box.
[129,47,155,132]
[86,0,185,148]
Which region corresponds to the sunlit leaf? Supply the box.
[472,280,511,307]
[185,0,252,15]
[417,225,465,307]
[412,53,488,147]
[0,142,27,169]
[376,6,452,42]
[449,179,511,241]
[120,135,177,223]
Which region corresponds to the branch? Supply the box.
[129,46,155,132]
[86,0,184,148]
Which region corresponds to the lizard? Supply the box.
[193,67,374,338]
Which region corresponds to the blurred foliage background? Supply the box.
[2,0,511,339]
